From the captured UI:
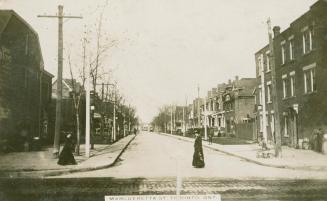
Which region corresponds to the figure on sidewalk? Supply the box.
[58,134,77,166]
[208,131,213,145]
[192,130,205,168]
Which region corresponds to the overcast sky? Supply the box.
[1,0,317,123]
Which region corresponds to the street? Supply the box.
[55,132,327,179]
[1,132,327,201]
[3,1,327,201]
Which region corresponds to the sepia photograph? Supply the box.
[1,0,327,200]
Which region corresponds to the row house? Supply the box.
[186,103,194,130]
[199,77,256,140]
[204,87,218,128]
[255,0,327,148]
[255,45,275,143]
[0,10,53,151]
[223,78,256,139]
[172,105,189,133]
[188,98,203,129]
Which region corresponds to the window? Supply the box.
[304,67,316,94]
[258,56,262,73]
[302,27,313,54]
[282,75,288,98]
[270,113,275,137]
[259,85,262,105]
[266,114,269,127]
[266,51,271,71]
[290,73,295,97]
[267,83,272,103]
[289,38,295,60]
[281,42,286,65]
[284,116,288,137]
[260,115,263,132]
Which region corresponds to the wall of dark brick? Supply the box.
[0,12,53,150]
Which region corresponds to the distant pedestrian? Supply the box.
[134,128,137,135]
[192,130,205,168]
[58,134,77,166]
[208,132,213,145]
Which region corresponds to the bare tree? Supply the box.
[88,4,117,95]
[66,38,87,156]
[152,105,171,133]
[86,4,117,148]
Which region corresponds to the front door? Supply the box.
[288,109,298,148]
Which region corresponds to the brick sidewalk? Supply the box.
[0,135,136,177]
[160,133,327,171]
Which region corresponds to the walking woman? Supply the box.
[192,130,205,168]
[58,134,77,165]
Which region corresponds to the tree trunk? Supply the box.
[75,112,81,155]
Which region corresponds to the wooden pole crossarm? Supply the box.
[37,15,83,19]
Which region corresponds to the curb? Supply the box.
[0,135,136,178]
[158,132,327,172]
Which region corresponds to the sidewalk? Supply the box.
[160,133,327,172]
[0,135,136,178]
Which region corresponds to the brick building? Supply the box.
[255,0,327,148]
[221,77,256,139]
[194,77,256,139]
[0,10,53,151]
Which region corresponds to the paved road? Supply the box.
[56,132,327,179]
[1,132,327,201]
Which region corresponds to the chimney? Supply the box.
[228,79,231,84]
[235,76,239,81]
[273,26,281,38]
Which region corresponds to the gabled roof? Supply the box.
[0,10,12,34]
[234,78,257,96]
[0,10,39,37]
[0,10,45,70]
[63,78,84,92]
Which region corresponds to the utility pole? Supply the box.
[38,5,82,156]
[183,96,187,136]
[204,97,208,141]
[260,53,268,146]
[128,104,131,134]
[170,106,173,134]
[197,85,200,128]
[113,85,116,142]
[267,18,282,157]
[101,83,104,137]
[173,105,176,132]
[85,62,91,157]
[123,114,126,137]
[182,99,185,136]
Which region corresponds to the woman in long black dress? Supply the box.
[192,131,205,168]
[58,134,77,165]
